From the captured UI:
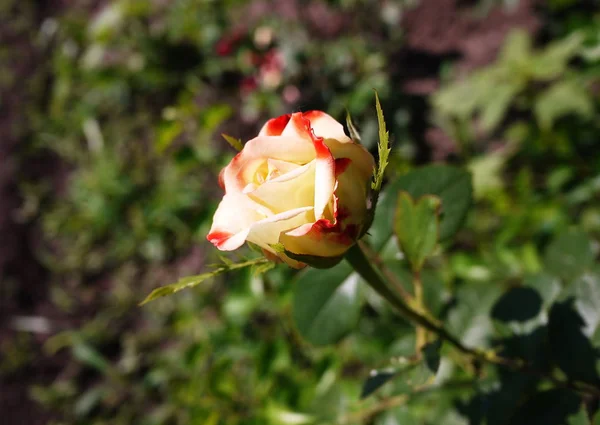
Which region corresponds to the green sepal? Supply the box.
[221,133,243,151]
[345,109,362,143]
[270,243,346,269]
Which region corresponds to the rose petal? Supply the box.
[309,124,336,220]
[281,113,312,140]
[248,160,316,214]
[221,135,315,192]
[280,218,355,258]
[259,114,292,136]
[267,158,301,177]
[279,113,337,220]
[246,206,313,252]
[303,110,352,143]
[325,139,374,183]
[208,190,314,253]
[207,192,272,251]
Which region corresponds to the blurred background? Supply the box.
[1,0,599,424]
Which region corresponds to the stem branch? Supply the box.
[345,242,600,398]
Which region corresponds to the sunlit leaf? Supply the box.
[372,91,391,194]
[543,228,594,282]
[292,262,362,345]
[394,192,441,271]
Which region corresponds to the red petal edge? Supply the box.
[207,230,233,248]
[334,158,351,177]
[263,114,292,136]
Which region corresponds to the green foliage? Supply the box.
[141,257,272,305]
[293,263,363,345]
[360,340,441,399]
[221,134,244,152]
[394,193,441,272]
[433,29,596,155]
[371,165,473,246]
[372,91,391,194]
[5,1,600,425]
[543,228,595,281]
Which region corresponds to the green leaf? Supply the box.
[423,339,442,373]
[524,273,562,309]
[508,389,582,425]
[499,29,532,66]
[221,133,243,151]
[271,243,345,269]
[140,257,270,305]
[535,79,593,130]
[479,82,520,133]
[372,91,391,193]
[593,409,600,425]
[292,262,362,346]
[543,228,594,282]
[529,32,584,81]
[394,192,441,271]
[360,368,397,399]
[360,344,440,399]
[548,299,600,384]
[72,341,110,373]
[447,284,502,346]
[375,406,419,425]
[467,150,508,199]
[491,287,543,323]
[345,109,361,143]
[155,120,183,153]
[571,268,600,340]
[370,165,473,249]
[567,406,590,425]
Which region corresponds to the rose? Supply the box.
[207,111,375,268]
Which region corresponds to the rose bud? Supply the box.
[207,111,375,268]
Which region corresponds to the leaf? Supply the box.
[535,79,593,130]
[221,133,243,151]
[567,407,590,425]
[422,339,442,373]
[499,29,532,66]
[265,402,315,425]
[447,284,502,346]
[361,368,397,399]
[271,243,344,269]
[543,228,594,282]
[345,109,361,143]
[491,287,543,323]
[370,165,473,249]
[375,406,419,425]
[548,299,600,385]
[72,341,110,373]
[292,262,362,346]
[467,148,509,199]
[140,257,270,305]
[394,192,441,271]
[529,32,584,81]
[75,386,105,418]
[372,91,391,194]
[293,166,471,346]
[571,268,600,340]
[508,389,582,425]
[360,342,440,399]
[479,82,520,133]
[155,121,183,153]
[524,273,562,309]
